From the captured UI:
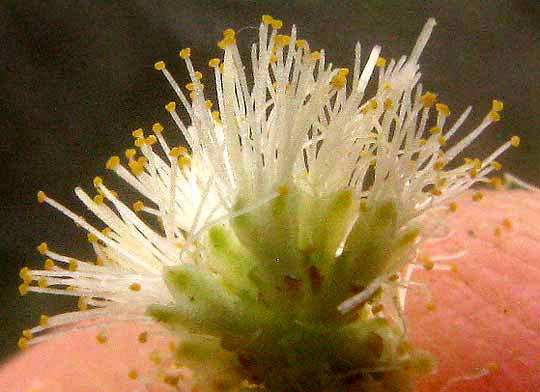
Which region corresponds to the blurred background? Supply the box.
[1,1,539,361]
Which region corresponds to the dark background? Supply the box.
[1,1,539,362]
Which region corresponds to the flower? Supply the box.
[17,15,518,392]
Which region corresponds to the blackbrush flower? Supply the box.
[18,15,519,392]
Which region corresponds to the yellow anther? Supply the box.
[421,92,437,108]
[132,128,144,138]
[269,53,277,64]
[128,161,144,176]
[145,135,157,145]
[96,332,108,344]
[39,314,49,327]
[435,103,450,116]
[510,136,520,147]
[154,61,166,71]
[44,258,55,271]
[262,15,274,25]
[376,57,386,67]
[370,99,378,110]
[37,242,48,255]
[502,218,512,230]
[133,201,145,212]
[388,274,400,282]
[18,283,29,296]
[78,296,88,311]
[330,74,347,90]
[384,98,393,110]
[179,48,191,59]
[138,331,148,343]
[449,202,458,212]
[208,58,221,68]
[277,184,289,196]
[423,261,435,270]
[152,123,164,134]
[19,266,31,282]
[106,156,120,170]
[472,191,484,202]
[491,175,503,190]
[359,105,370,115]
[92,193,104,205]
[271,19,283,29]
[87,232,98,243]
[494,225,503,237]
[134,137,145,148]
[489,111,501,122]
[490,161,503,171]
[128,369,139,380]
[338,68,349,77]
[38,277,48,288]
[307,52,320,62]
[434,159,446,171]
[168,341,177,352]
[22,329,33,340]
[125,148,136,159]
[218,36,236,49]
[129,161,144,176]
[169,146,188,157]
[426,303,437,312]
[492,99,503,112]
[95,257,104,267]
[194,71,203,80]
[438,136,447,146]
[223,28,235,39]
[69,259,78,272]
[204,100,213,110]
[275,34,291,46]
[178,156,191,169]
[165,102,176,112]
[185,82,195,91]
[18,337,29,351]
[110,190,118,198]
[149,350,162,365]
[429,126,442,135]
[37,191,47,203]
[101,227,112,237]
[211,111,221,122]
[296,39,308,48]
[129,282,141,291]
[93,176,103,188]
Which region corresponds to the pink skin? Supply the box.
[1,190,539,391]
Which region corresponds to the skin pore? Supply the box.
[1,190,539,392]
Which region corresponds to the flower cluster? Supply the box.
[18,15,517,392]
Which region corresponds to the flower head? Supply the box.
[18,15,517,392]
